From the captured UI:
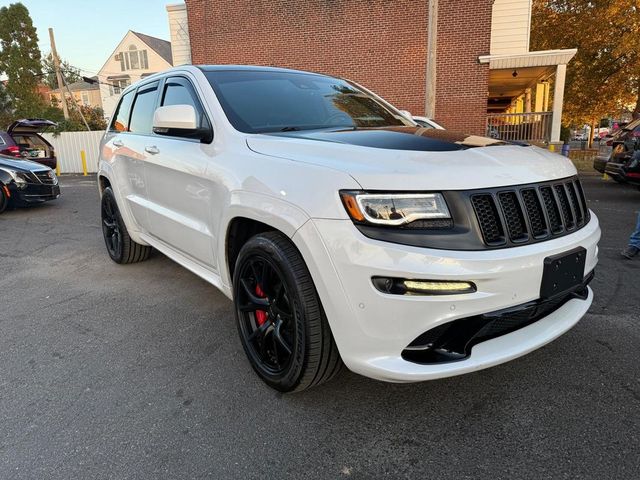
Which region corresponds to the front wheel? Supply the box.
[233,232,342,392]
[101,187,151,264]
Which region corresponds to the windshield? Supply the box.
[204,70,414,133]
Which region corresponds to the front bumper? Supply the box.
[293,214,600,382]
[9,182,60,206]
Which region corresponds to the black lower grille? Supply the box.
[402,271,594,364]
[470,176,588,248]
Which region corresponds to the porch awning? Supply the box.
[478,49,577,70]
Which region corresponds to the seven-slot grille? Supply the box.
[471,177,589,247]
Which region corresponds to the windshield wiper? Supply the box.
[279,126,301,132]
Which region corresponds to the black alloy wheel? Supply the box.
[233,232,342,392]
[236,254,296,376]
[102,191,122,260]
[100,187,151,264]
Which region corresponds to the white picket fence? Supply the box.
[41,131,104,174]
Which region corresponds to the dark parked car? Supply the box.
[0,119,57,169]
[603,121,640,189]
[594,119,640,174]
[0,154,60,214]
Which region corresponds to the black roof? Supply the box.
[132,31,172,65]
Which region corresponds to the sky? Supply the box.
[9,0,172,77]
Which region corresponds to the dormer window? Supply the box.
[116,45,149,72]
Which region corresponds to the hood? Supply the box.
[265,127,510,151]
[7,118,57,135]
[246,127,577,190]
[0,154,50,172]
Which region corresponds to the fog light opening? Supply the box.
[372,276,476,296]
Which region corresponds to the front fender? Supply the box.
[217,190,311,287]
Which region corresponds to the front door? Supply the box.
[142,76,217,269]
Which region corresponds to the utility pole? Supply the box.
[425,0,438,119]
[48,27,69,120]
[62,76,91,131]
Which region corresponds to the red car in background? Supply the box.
[0,119,57,169]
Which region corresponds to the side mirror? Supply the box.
[153,104,198,131]
[398,110,413,120]
[152,104,212,142]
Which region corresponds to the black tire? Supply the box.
[233,231,342,392]
[0,184,8,214]
[101,187,151,264]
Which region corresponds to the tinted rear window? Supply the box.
[204,70,411,133]
[110,91,135,132]
[129,83,159,135]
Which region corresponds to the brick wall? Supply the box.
[435,1,492,134]
[185,0,427,115]
[185,0,493,134]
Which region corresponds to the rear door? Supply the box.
[102,85,158,232]
[142,76,217,268]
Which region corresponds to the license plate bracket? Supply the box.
[540,247,587,299]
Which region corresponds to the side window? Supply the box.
[109,91,134,132]
[129,82,159,135]
[161,78,211,131]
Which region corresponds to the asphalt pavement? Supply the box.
[0,174,638,479]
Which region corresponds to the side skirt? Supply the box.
[139,232,232,300]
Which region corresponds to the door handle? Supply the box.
[145,145,160,155]
[112,139,124,147]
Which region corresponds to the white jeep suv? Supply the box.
[98,66,600,392]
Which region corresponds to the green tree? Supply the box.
[0,2,46,118]
[41,52,82,89]
[0,82,12,128]
[532,1,640,125]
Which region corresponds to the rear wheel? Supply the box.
[233,231,342,392]
[101,187,151,264]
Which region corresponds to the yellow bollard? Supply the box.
[548,144,556,152]
[81,150,87,176]
[603,173,610,181]
[55,162,60,177]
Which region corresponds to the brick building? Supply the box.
[173,0,575,142]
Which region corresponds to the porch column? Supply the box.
[551,64,567,143]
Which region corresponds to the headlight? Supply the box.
[340,191,451,227]
[0,167,30,188]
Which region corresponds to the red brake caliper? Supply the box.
[255,284,268,326]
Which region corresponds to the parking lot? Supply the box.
[0,174,638,479]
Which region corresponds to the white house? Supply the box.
[480,0,576,144]
[98,30,173,118]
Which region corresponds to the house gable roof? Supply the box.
[52,77,100,94]
[97,30,173,77]
[132,31,173,65]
